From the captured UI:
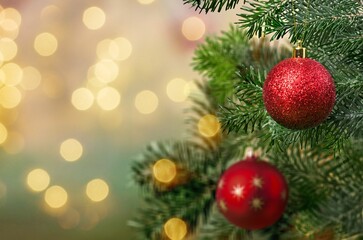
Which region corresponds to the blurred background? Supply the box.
[0,0,237,239]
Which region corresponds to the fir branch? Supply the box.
[270,142,363,237]
[192,25,250,103]
[219,66,267,134]
[239,0,363,44]
[130,140,221,239]
[238,0,291,39]
[183,0,240,13]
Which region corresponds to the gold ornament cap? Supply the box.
[292,40,306,58]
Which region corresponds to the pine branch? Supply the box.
[130,140,221,239]
[183,0,240,13]
[219,66,267,134]
[239,0,363,42]
[270,142,363,237]
[192,25,250,103]
[238,0,291,39]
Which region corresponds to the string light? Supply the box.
[60,138,83,162]
[86,178,109,202]
[82,6,106,30]
[134,90,158,114]
[197,114,220,138]
[26,168,50,192]
[44,185,68,208]
[153,159,177,183]
[181,16,206,41]
[164,218,187,240]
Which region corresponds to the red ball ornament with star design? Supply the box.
[263,42,336,129]
[215,156,288,230]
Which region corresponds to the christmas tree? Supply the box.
[130,0,363,239]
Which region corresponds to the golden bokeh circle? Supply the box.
[82,6,106,30]
[27,168,50,192]
[164,218,187,240]
[44,185,68,208]
[181,16,206,41]
[59,138,83,162]
[197,114,220,138]
[86,178,109,202]
[153,159,177,183]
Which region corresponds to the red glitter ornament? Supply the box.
[263,44,335,129]
[215,156,288,230]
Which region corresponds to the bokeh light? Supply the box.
[58,208,80,229]
[166,78,188,102]
[113,37,133,61]
[183,81,198,97]
[44,185,68,208]
[134,90,159,114]
[71,87,94,111]
[138,0,155,4]
[0,122,8,144]
[197,114,220,137]
[164,218,188,240]
[34,32,58,56]
[96,86,121,111]
[60,138,83,162]
[40,5,61,20]
[96,38,132,61]
[0,18,20,39]
[27,168,50,192]
[2,8,22,26]
[96,39,116,60]
[1,63,23,86]
[0,38,17,61]
[0,85,22,108]
[94,59,119,83]
[21,66,42,90]
[82,6,106,30]
[86,178,109,202]
[153,159,177,183]
[81,208,100,230]
[182,16,206,41]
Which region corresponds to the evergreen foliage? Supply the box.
[131,0,363,239]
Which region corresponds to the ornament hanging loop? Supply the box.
[292,40,306,58]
